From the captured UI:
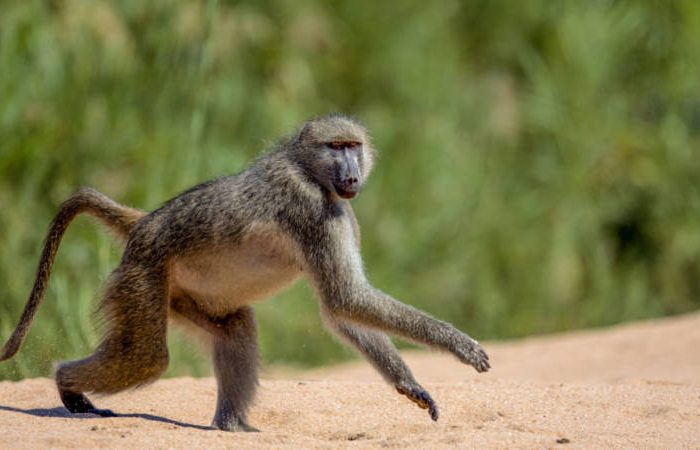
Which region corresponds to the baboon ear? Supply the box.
[295,122,313,143]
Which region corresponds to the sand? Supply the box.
[1,312,699,449]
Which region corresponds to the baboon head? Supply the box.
[294,115,376,200]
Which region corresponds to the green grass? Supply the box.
[1,0,700,380]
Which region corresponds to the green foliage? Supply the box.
[1,0,699,379]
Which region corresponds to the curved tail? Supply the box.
[0,187,145,361]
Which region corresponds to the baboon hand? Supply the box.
[396,383,439,421]
[453,335,490,373]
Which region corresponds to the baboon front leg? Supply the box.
[323,313,438,420]
[210,306,260,432]
[320,283,490,373]
[55,263,170,416]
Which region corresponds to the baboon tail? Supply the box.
[0,187,145,361]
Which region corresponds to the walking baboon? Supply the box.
[1,115,489,431]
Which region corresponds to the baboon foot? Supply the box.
[396,382,439,421]
[212,417,259,432]
[60,390,117,417]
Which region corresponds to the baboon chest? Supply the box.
[170,227,302,315]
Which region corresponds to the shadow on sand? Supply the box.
[0,405,213,431]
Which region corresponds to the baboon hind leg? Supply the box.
[55,263,170,416]
[170,298,259,431]
[210,306,260,432]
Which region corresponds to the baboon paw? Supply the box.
[455,338,490,373]
[212,419,260,432]
[396,384,439,421]
[60,390,116,417]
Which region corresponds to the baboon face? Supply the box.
[324,140,364,199]
[296,116,376,200]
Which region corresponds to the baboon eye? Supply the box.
[327,141,360,150]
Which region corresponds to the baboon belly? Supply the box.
[170,240,302,315]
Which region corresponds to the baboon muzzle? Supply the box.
[334,151,361,199]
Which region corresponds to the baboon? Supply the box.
[1,115,489,431]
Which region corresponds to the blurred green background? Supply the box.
[1,0,699,380]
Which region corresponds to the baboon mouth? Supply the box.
[334,185,358,199]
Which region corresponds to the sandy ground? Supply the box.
[1,312,699,449]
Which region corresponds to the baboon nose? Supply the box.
[342,177,359,192]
